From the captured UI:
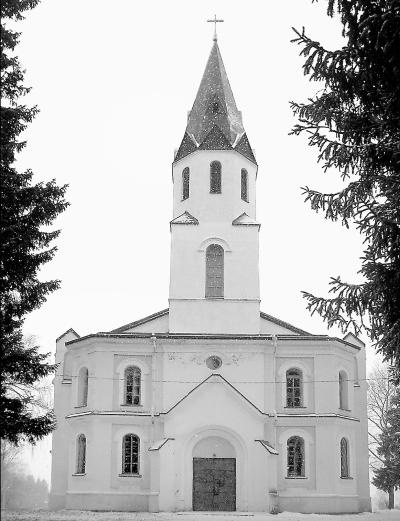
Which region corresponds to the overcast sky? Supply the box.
[13,0,380,482]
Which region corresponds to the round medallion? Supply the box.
[206,355,222,370]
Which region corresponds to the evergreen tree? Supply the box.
[1,0,68,443]
[291,1,400,380]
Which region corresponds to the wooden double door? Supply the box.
[193,457,236,511]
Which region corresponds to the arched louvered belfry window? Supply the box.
[205,244,224,298]
[286,368,302,407]
[340,437,350,477]
[77,367,88,407]
[182,167,190,200]
[241,168,248,202]
[210,161,222,193]
[339,370,349,409]
[124,366,141,405]
[287,436,305,477]
[76,434,86,474]
[122,434,140,475]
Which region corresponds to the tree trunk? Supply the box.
[388,486,394,509]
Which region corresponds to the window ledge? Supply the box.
[209,191,222,195]
[74,405,87,409]
[120,404,143,407]
[72,473,86,477]
[340,476,353,480]
[205,297,224,300]
[284,406,307,409]
[339,408,351,412]
[285,476,307,480]
[118,474,142,478]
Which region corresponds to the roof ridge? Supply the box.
[260,311,311,336]
[110,308,169,333]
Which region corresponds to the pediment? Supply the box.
[163,373,264,417]
[232,212,260,227]
[170,211,199,225]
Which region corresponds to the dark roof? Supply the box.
[65,331,360,350]
[56,328,80,343]
[69,310,359,350]
[174,41,256,165]
[110,308,169,333]
[260,312,311,336]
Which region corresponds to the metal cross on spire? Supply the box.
[207,14,224,42]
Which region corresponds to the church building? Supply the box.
[50,33,371,514]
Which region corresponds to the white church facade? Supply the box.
[50,36,371,514]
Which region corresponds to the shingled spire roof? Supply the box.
[174,41,256,165]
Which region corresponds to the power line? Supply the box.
[55,374,389,384]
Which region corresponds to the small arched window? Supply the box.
[241,169,248,202]
[286,368,302,407]
[182,167,190,200]
[122,434,140,475]
[76,434,86,474]
[340,438,350,477]
[287,436,305,477]
[77,367,88,407]
[205,244,224,298]
[124,366,141,405]
[210,161,222,194]
[339,370,349,410]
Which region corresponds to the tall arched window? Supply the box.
[205,244,224,298]
[287,436,305,477]
[340,437,350,477]
[124,366,141,405]
[76,434,86,474]
[122,434,140,475]
[77,367,88,407]
[241,169,248,202]
[210,161,221,193]
[182,167,190,200]
[286,368,302,407]
[339,370,349,409]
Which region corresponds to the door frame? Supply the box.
[182,427,247,511]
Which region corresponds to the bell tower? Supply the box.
[169,37,260,334]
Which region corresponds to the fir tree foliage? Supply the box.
[291,0,400,380]
[1,0,68,443]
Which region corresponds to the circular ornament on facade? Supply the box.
[206,355,222,370]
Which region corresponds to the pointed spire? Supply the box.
[174,40,256,165]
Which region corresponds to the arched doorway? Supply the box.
[192,436,236,511]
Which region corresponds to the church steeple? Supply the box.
[169,35,260,335]
[174,41,256,164]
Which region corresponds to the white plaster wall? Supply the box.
[51,334,370,513]
[160,381,269,512]
[172,150,257,222]
[169,149,260,334]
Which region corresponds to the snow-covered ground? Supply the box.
[2,510,400,521]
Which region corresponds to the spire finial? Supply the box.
[207,14,224,42]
